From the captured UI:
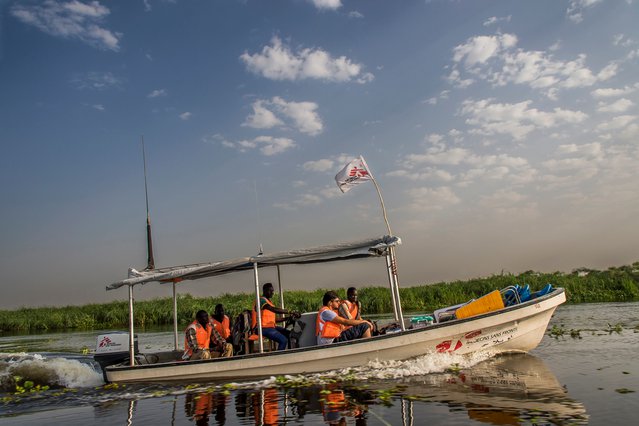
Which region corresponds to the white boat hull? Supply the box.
[105,288,565,383]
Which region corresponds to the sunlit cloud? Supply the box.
[179,112,191,120]
[70,71,122,90]
[240,36,373,83]
[310,0,342,10]
[243,97,323,136]
[147,88,167,98]
[11,0,122,51]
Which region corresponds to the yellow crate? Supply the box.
[455,290,505,319]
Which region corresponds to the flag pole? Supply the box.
[358,156,405,330]
[359,156,392,236]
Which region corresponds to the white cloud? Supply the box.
[303,159,334,172]
[591,84,639,98]
[70,71,122,90]
[567,0,604,23]
[310,0,342,10]
[179,112,191,120]
[147,88,167,98]
[243,100,284,129]
[482,15,511,27]
[11,0,122,51]
[222,136,296,156]
[240,36,372,83]
[459,99,587,140]
[243,97,323,135]
[597,98,634,113]
[348,11,364,19]
[450,32,617,97]
[595,115,637,132]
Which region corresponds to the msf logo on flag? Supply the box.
[335,156,373,193]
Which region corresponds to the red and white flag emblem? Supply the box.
[335,156,372,193]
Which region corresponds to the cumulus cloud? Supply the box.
[221,135,296,156]
[310,0,342,10]
[147,88,167,98]
[597,98,634,113]
[11,0,122,51]
[449,32,617,97]
[459,99,587,140]
[240,36,373,83]
[243,97,323,135]
[591,84,639,98]
[179,112,191,120]
[303,159,334,172]
[348,11,364,19]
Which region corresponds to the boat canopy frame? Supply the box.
[105,235,404,365]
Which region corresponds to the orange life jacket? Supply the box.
[316,306,343,339]
[340,300,360,319]
[252,298,276,329]
[211,315,231,339]
[184,320,211,358]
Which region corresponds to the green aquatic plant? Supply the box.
[1,260,638,332]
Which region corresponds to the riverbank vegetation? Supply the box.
[1,262,637,332]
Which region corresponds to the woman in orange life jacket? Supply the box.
[183,310,212,360]
[338,287,362,321]
[316,291,372,346]
[252,282,301,351]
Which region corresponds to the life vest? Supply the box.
[211,315,231,339]
[340,300,360,319]
[316,306,343,339]
[252,298,276,329]
[183,320,211,358]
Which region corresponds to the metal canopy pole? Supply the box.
[385,254,399,321]
[390,246,406,330]
[172,281,179,351]
[277,265,284,309]
[128,285,135,366]
[253,262,264,353]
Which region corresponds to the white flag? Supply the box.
[335,156,372,193]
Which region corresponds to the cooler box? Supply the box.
[455,290,505,319]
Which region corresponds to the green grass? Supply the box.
[1,261,638,332]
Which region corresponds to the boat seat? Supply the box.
[246,333,276,353]
[501,286,521,306]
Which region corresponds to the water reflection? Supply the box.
[178,354,586,426]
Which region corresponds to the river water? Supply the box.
[1,302,638,425]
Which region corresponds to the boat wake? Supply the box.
[0,352,104,392]
[235,350,495,389]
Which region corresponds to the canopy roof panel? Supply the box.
[106,235,401,291]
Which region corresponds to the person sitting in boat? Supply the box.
[252,282,300,351]
[209,317,234,358]
[210,303,232,343]
[317,291,372,345]
[338,287,362,321]
[183,310,212,360]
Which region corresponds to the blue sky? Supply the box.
[1,0,638,308]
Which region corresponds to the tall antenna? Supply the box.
[253,180,264,255]
[142,136,155,270]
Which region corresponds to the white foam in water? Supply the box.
[229,351,496,390]
[0,352,104,389]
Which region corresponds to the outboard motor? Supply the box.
[94,332,138,381]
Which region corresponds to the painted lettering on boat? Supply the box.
[465,330,482,339]
[465,326,518,345]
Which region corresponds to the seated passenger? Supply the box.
[317,291,372,345]
[210,303,232,342]
[338,287,362,320]
[252,282,300,351]
[209,319,234,358]
[183,310,212,360]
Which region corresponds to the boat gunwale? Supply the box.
[106,287,565,373]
